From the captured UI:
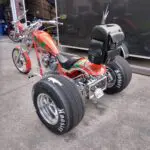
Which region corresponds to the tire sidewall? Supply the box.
[105,56,131,94]
[33,82,70,134]
[108,62,125,90]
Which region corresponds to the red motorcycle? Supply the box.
[12,18,132,134]
[8,11,30,42]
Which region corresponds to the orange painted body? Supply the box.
[73,58,106,76]
[62,58,106,77]
[33,30,59,56]
[84,61,106,76]
[30,30,106,77]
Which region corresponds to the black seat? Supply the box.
[57,54,80,70]
[88,39,105,64]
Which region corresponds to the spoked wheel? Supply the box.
[12,48,31,74]
[8,30,20,42]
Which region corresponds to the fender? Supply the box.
[119,42,129,58]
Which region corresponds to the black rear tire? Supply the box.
[32,75,85,135]
[105,56,132,94]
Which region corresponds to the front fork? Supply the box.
[33,42,43,77]
[15,46,24,63]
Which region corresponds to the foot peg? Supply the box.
[28,72,42,78]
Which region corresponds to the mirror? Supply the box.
[59,14,67,20]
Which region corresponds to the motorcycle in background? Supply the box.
[8,10,30,42]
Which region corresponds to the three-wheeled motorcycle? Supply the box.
[12,10,132,135]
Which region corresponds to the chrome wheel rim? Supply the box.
[37,93,59,125]
[13,50,26,72]
[107,67,117,88]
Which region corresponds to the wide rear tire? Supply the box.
[32,75,85,135]
[105,56,132,94]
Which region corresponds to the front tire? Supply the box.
[105,56,132,94]
[12,48,31,74]
[8,30,20,42]
[33,75,85,134]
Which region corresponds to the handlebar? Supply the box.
[40,20,63,26]
[28,20,63,31]
[17,19,63,41]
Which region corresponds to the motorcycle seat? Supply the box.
[57,54,80,70]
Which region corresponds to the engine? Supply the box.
[41,53,50,68]
[41,53,107,102]
[75,74,107,102]
[41,53,58,71]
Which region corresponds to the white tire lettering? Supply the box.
[115,70,123,88]
[57,109,66,132]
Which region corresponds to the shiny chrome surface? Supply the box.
[37,93,59,125]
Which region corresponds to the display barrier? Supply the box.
[56,0,150,59]
[0,23,3,35]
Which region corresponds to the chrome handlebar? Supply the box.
[20,20,63,42]
[28,20,63,31]
[37,20,63,26]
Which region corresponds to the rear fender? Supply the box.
[119,42,129,58]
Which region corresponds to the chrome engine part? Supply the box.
[42,53,58,72]
[49,56,58,71]
[41,53,50,68]
[88,76,107,99]
[75,75,107,102]
[26,39,32,47]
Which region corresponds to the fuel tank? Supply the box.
[33,30,59,56]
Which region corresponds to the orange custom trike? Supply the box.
[12,18,132,134]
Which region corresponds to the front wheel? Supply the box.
[12,48,31,74]
[105,56,132,94]
[8,30,20,42]
[32,75,85,134]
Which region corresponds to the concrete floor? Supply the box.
[0,37,150,150]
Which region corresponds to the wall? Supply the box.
[25,0,54,20]
[57,0,150,57]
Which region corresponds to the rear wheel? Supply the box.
[105,56,132,94]
[33,75,85,134]
[12,48,31,74]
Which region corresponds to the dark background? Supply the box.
[57,0,150,57]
